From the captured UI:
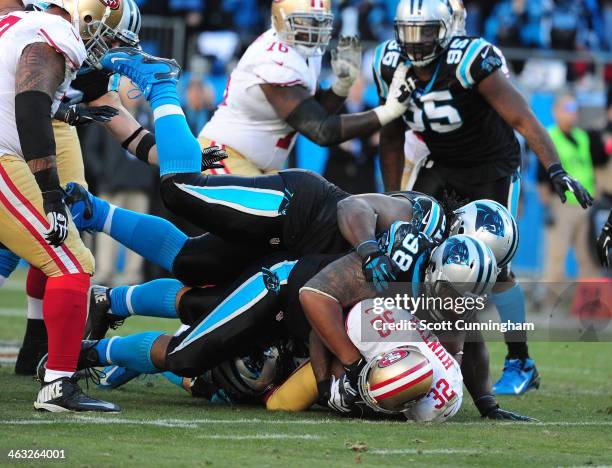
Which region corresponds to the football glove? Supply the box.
[201,145,229,171]
[485,407,538,422]
[331,35,362,97]
[328,374,358,413]
[547,163,593,209]
[357,240,399,292]
[42,189,69,247]
[374,62,416,126]
[56,103,119,126]
[596,213,611,268]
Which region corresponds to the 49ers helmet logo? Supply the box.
[378,349,409,368]
[100,0,120,10]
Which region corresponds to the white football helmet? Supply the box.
[394,0,454,66]
[449,200,519,268]
[425,234,499,299]
[271,0,333,57]
[358,346,433,414]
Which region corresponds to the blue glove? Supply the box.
[357,240,399,292]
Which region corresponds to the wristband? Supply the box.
[121,126,145,150]
[134,132,155,163]
[474,394,498,417]
[316,379,330,398]
[356,239,380,260]
[546,162,565,178]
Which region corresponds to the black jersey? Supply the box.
[279,170,351,256]
[373,37,520,180]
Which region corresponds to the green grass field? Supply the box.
[1,271,612,467]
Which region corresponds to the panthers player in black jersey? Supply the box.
[372,0,593,395]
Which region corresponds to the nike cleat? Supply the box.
[34,377,120,412]
[15,339,48,376]
[98,365,141,390]
[99,47,181,99]
[64,182,110,233]
[84,286,124,340]
[493,358,540,395]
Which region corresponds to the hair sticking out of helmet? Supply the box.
[358,346,433,414]
[449,199,519,268]
[425,234,499,300]
[271,0,333,58]
[394,0,454,66]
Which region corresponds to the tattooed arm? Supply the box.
[15,42,70,246]
[299,252,375,365]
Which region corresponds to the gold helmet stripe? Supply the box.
[371,368,433,400]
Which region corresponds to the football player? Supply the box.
[0,0,118,411]
[597,210,611,268]
[371,0,591,395]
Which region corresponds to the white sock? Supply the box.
[27,296,43,320]
[44,369,74,383]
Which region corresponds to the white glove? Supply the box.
[331,35,362,97]
[373,62,416,126]
[328,374,358,413]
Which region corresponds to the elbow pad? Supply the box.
[15,91,56,161]
[286,97,342,147]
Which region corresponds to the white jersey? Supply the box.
[200,29,322,171]
[0,10,86,158]
[346,300,463,422]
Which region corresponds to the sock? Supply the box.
[490,284,529,360]
[150,83,202,175]
[110,279,182,318]
[43,273,89,374]
[0,247,20,279]
[162,371,185,389]
[104,206,187,272]
[44,369,73,382]
[95,332,164,374]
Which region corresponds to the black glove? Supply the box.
[316,379,331,407]
[42,189,69,247]
[547,162,593,209]
[64,182,93,221]
[201,145,229,171]
[56,103,119,126]
[596,214,611,268]
[485,407,538,422]
[328,374,358,413]
[344,357,366,389]
[357,240,399,292]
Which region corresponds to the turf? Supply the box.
[1,273,612,467]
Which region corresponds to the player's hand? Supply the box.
[328,374,358,413]
[485,407,538,422]
[547,163,593,209]
[42,189,69,247]
[201,145,229,171]
[331,35,362,97]
[596,216,611,267]
[64,182,94,225]
[63,104,119,126]
[357,240,399,292]
[374,62,416,126]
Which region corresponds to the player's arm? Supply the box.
[89,91,159,166]
[260,63,411,147]
[379,115,408,191]
[337,194,412,248]
[15,42,69,247]
[478,70,592,208]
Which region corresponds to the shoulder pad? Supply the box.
[372,40,403,100]
[446,37,508,89]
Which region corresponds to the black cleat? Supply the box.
[15,339,48,375]
[85,286,124,340]
[36,340,103,383]
[34,377,120,412]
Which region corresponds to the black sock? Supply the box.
[21,318,48,346]
[505,342,529,361]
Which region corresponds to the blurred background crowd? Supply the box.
[75,0,612,288]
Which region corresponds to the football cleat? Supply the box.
[36,340,103,383]
[98,365,141,390]
[84,286,124,340]
[14,339,48,376]
[34,377,120,412]
[99,47,181,99]
[493,358,540,395]
[64,182,110,233]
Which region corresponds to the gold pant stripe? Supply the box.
[198,137,278,176]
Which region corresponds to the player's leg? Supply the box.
[411,162,449,204]
[0,155,117,412]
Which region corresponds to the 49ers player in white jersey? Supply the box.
[198,0,414,176]
[346,300,463,422]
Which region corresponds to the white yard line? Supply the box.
[370,448,482,455]
[196,434,321,440]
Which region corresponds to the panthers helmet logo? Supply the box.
[442,238,470,266]
[475,203,505,237]
[262,267,280,294]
